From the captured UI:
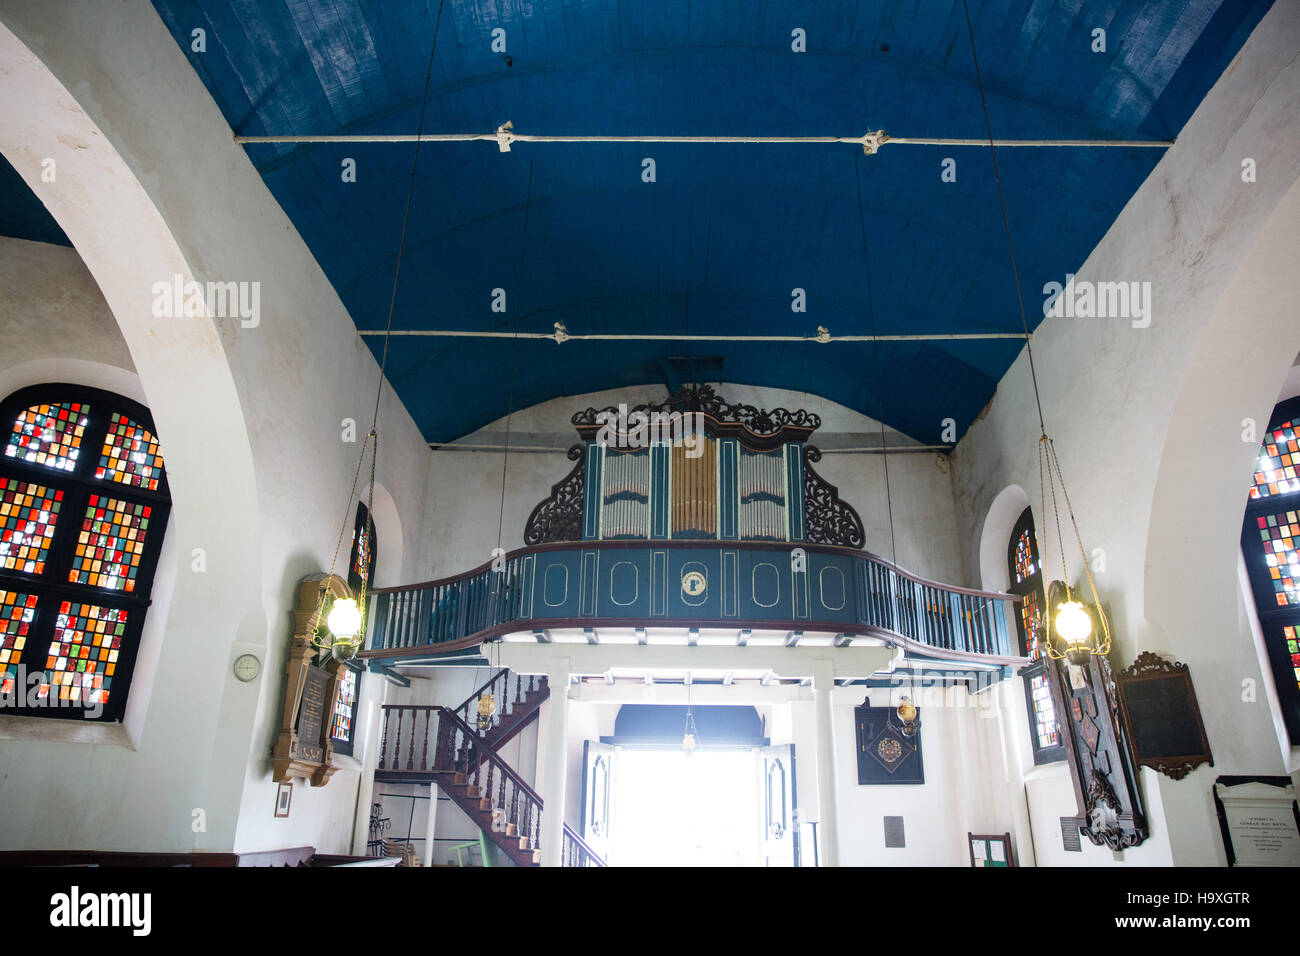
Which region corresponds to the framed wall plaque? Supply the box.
[274,781,293,818]
[1115,652,1213,780]
[854,704,923,785]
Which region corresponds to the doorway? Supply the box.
[608,748,760,866]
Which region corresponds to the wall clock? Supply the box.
[233,653,262,682]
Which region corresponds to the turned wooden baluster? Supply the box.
[379,707,390,770]
[406,709,417,770]
[394,708,405,770]
[420,710,430,772]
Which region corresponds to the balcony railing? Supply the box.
[362,540,1023,666]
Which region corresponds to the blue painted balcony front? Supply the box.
[361,539,1022,667]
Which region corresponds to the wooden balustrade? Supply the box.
[365,540,1021,667]
[376,702,596,867]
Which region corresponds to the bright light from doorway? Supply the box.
[609,748,760,866]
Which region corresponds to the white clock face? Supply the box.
[233,654,261,682]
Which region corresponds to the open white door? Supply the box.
[759,743,798,866]
[581,740,616,862]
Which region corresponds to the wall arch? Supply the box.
[0,18,263,852]
[979,484,1031,593]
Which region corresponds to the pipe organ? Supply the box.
[525,385,865,549]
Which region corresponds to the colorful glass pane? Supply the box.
[1285,626,1300,691]
[1256,511,1300,606]
[331,667,358,743]
[1019,588,1042,657]
[4,402,89,472]
[0,589,37,696]
[1030,673,1061,749]
[45,600,127,706]
[1014,528,1037,583]
[1250,420,1300,499]
[0,477,63,574]
[351,521,371,589]
[69,494,152,592]
[96,413,164,491]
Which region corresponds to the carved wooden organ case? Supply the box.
[524,385,866,549]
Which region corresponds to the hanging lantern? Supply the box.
[887,656,922,739]
[1034,437,1112,665]
[476,691,496,733]
[895,696,919,737]
[682,676,699,753]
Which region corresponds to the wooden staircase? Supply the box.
[375,669,604,867]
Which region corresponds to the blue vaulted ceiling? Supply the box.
[146,0,1271,445]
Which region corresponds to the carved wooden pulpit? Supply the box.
[271,573,351,786]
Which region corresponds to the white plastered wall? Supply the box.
[0,1,432,854]
[953,0,1300,866]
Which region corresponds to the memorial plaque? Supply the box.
[883,816,905,848]
[1214,777,1300,867]
[296,665,330,763]
[1060,817,1082,852]
[1115,652,1212,780]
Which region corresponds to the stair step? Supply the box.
[505,823,517,837]
[478,798,492,811]
[518,837,530,851]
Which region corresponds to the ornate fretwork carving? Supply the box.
[523,444,586,545]
[1118,650,1184,679]
[802,447,865,549]
[572,384,821,450]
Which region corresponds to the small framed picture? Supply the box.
[275,781,293,818]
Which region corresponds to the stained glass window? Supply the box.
[347,502,377,595]
[0,385,171,723]
[1241,398,1300,743]
[0,589,37,696]
[1019,587,1041,651]
[96,413,164,491]
[69,494,152,592]
[45,600,127,706]
[1009,508,1063,763]
[0,478,63,575]
[331,666,358,744]
[1013,528,1037,583]
[1029,673,1060,748]
[5,402,90,472]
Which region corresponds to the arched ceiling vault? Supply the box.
[137,0,1271,445]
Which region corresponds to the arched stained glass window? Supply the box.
[1008,507,1064,765]
[1241,398,1300,741]
[333,502,374,756]
[347,501,376,595]
[0,385,170,722]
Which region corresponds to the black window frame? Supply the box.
[331,501,376,756]
[1240,395,1300,743]
[0,383,171,723]
[1008,507,1065,765]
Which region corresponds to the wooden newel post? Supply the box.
[272,572,352,787]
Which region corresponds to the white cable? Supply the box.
[235,125,1171,153]
[356,325,1026,343]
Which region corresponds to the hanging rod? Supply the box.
[355,325,1027,344]
[235,126,1172,154]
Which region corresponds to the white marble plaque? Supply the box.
[1215,781,1300,867]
